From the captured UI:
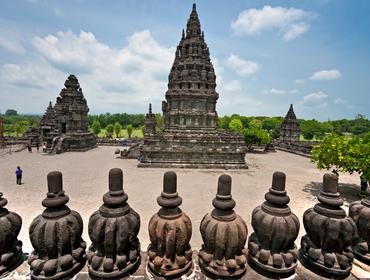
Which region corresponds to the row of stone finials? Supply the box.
[0,169,369,280]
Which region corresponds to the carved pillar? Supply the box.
[87,168,141,278]
[248,172,300,275]
[148,171,192,277]
[300,173,357,277]
[349,195,370,264]
[28,171,86,280]
[199,175,248,278]
[0,192,23,277]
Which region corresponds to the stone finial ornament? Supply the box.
[28,171,86,280]
[199,175,248,278]
[349,194,370,264]
[0,192,23,277]
[248,172,300,275]
[87,168,141,278]
[300,173,357,276]
[148,171,192,277]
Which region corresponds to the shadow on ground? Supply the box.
[303,181,368,205]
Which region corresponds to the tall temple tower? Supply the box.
[163,3,217,130]
[279,104,301,143]
[139,4,247,169]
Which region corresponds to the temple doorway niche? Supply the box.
[61,123,66,134]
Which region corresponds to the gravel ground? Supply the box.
[0,146,363,254]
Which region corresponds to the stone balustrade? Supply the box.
[0,170,369,279]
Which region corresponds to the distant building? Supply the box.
[279,104,301,143]
[40,75,96,153]
[139,4,247,169]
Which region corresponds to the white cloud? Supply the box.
[300,91,328,107]
[294,79,305,84]
[231,5,313,40]
[227,54,259,76]
[223,80,241,92]
[283,22,309,41]
[0,37,25,54]
[334,98,347,104]
[1,29,175,114]
[310,69,342,80]
[263,88,298,96]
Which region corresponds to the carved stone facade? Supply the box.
[87,168,141,278]
[148,171,193,277]
[199,175,248,278]
[0,115,5,148]
[139,4,247,169]
[349,195,370,264]
[300,173,357,277]
[248,172,300,275]
[0,192,23,277]
[40,75,96,153]
[279,104,300,143]
[28,171,86,280]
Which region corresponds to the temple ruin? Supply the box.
[40,75,96,153]
[279,104,300,143]
[139,4,247,169]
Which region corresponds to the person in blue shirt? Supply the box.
[15,166,23,185]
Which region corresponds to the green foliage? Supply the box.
[312,133,370,181]
[114,122,122,138]
[14,120,29,136]
[88,113,145,129]
[106,124,114,135]
[91,120,101,136]
[155,113,163,131]
[126,124,133,138]
[5,109,18,116]
[228,118,243,134]
[243,127,271,150]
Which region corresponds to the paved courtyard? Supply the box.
[0,146,363,254]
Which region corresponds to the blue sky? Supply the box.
[0,0,369,120]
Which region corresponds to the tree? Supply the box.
[5,109,17,116]
[126,124,133,138]
[106,124,114,136]
[312,134,370,185]
[228,118,244,134]
[13,120,28,136]
[114,122,122,138]
[243,127,271,151]
[91,120,101,136]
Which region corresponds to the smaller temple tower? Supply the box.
[40,75,96,153]
[279,104,300,143]
[0,114,5,148]
[144,103,156,137]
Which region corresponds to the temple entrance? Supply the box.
[61,123,66,134]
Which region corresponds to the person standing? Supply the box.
[15,166,23,185]
[27,144,32,153]
[36,142,39,152]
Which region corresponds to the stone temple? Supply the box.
[279,104,301,143]
[40,75,96,154]
[139,4,247,169]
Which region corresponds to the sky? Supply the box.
[0,0,369,120]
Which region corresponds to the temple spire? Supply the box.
[187,2,201,36]
[149,103,152,114]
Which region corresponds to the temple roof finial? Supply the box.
[149,103,152,114]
